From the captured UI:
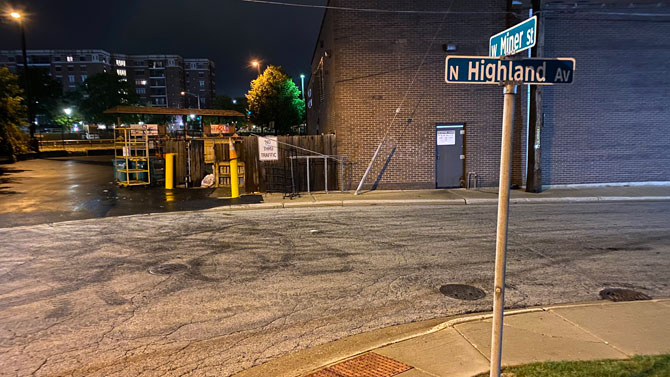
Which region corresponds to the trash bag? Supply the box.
[201,174,215,188]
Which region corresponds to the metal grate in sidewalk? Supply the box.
[306,352,412,377]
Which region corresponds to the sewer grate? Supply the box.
[440,284,486,300]
[306,352,411,377]
[599,288,651,302]
[148,263,189,275]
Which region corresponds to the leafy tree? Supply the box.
[0,67,29,160]
[17,68,62,125]
[246,65,305,134]
[73,73,139,125]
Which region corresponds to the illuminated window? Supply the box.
[68,75,75,83]
[81,75,87,81]
[116,69,127,76]
[136,88,146,94]
[66,56,73,62]
[116,59,126,66]
[135,79,147,86]
[199,80,205,87]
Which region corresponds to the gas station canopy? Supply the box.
[104,106,245,117]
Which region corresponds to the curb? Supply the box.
[232,299,670,377]
[217,196,670,211]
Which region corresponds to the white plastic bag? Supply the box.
[201,174,215,188]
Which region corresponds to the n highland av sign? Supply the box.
[445,56,575,85]
[489,16,537,57]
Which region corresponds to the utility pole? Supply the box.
[526,0,543,192]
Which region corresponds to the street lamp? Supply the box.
[251,60,261,75]
[62,108,72,148]
[299,74,306,100]
[180,91,200,109]
[8,10,37,152]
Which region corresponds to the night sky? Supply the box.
[1,0,326,96]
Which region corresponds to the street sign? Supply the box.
[258,136,279,161]
[445,56,575,85]
[489,16,537,57]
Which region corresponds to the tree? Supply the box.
[73,73,139,125]
[17,68,62,125]
[0,67,29,160]
[246,65,305,134]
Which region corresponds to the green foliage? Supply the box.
[17,68,63,124]
[0,67,29,159]
[476,354,670,377]
[73,73,139,125]
[53,110,83,133]
[245,65,305,134]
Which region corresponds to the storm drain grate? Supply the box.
[306,352,412,377]
[599,288,651,302]
[440,284,486,300]
[148,263,189,275]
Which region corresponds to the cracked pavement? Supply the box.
[0,202,669,376]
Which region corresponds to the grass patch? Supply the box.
[475,354,670,377]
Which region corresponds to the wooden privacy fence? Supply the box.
[165,135,340,193]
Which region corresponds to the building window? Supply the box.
[198,72,204,77]
[92,55,99,62]
[135,69,145,75]
[136,88,146,94]
[67,66,74,72]
[66,56,73,62]
[199,80,205,87]
[168,59,176,66]
[80,56,87,61]
[80,65,87,71]
[53,57,61,62]
[200,98,206,106]
[190,63,197,70]
[116,59,126,66]
[55,66,62,72]
[135,79,147,86]
[116,69,127,76]
[154,97,166,105]
[68,75,75,83]
[81,75,87,81]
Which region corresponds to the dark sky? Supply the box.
[1,0,326,96]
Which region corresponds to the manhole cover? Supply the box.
[599,288,651,302]
[440,284,486,300]
[148,263,189,275]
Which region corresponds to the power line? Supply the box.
[241,0,670,18]
[240,0,519,16]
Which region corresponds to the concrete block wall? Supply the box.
[541,11,670,185]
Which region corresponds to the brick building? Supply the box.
[0,49,216,109]
[306,0,670,189]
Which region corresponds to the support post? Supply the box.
[526,0,544,192]
[307,157,311,193]
[165,153,175,189]
[229,138,239,198]
[324,156,328,194]
[489,83,516,377]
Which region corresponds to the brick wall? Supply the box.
[307,1,669,189]
[541,10,670,184]
[308,0,509,189]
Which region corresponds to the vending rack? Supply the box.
[114,127,151,186]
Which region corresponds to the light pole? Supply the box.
[9,10,37,152]
[251,60,261,75]
[180,91,200,109]
[299,74,305,100]
[62,108,72,149]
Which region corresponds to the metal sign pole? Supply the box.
[489,83,517,377]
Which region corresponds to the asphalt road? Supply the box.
[1,202,669,376]
[0,157,260,228]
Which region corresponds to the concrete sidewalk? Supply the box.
[217,185,670,209]
[235,299,670,377]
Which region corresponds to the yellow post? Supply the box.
[165,153,175,189]
[229,138,239,198]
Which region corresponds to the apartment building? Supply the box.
[0,49,216,108]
